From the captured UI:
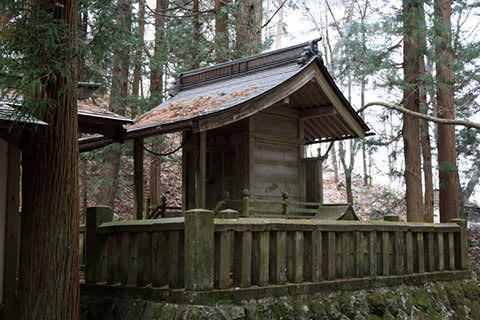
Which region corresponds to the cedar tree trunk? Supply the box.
[17,0,79,319]
[402,0,425,221]
[215,0,229,62]
[434,0,459,222]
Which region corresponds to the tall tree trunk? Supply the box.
[215,0,229,62]
[150,0,166,107]
[149,0,168,206]
[434,0,459,222]
[418,4,434,222]
[98,0,132,208]
[402,0,425,221]
[192,0,201,68]
[78,2,88,219]
[18,0,79,318]
[235,0,263,56]
[132,0,145,100]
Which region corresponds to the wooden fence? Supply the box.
[83,206,468,293]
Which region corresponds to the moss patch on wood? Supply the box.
[81,279,480,320]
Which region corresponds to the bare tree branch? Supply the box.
[262,0,288,29]
[359,101,480,130]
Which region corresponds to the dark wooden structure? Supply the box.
[0,84,131,320]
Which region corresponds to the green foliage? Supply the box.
[0,4,77,122]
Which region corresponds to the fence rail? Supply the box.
[83,207,468,293]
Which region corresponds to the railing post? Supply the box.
[85,206,113,284]
[184,209,214,290]
[242,189,250,217]
[450,218,468,270]
[282,192,289,216]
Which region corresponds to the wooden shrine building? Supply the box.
[82,39,370,217]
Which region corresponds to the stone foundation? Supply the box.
[81,279,480,320]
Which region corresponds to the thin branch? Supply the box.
[359,101,480,130]
[325,0,344,38]
[262,0,288,28]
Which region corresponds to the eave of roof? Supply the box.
[0,103,48,126]
[79,39,372,151]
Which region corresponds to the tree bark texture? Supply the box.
[402,0,425,221]
[150,0,167,106]
[215,0,229,62]
[192,0,201,69]
[418,5,434,222]
[434,0,459,222]
[235,0,263,57]
[17,0,79,318]
[132,0,145,99]
[98,0,132,207]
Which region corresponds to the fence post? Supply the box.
[282,192,289,216]
[184,209,214,290]
[242,189,250,217]
[85,206,113,284]
[450,218,468,270]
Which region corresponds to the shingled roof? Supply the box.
[0,82,133,142]
[0,102,47,127]
[131,39,369,140]
[80,39,370,152]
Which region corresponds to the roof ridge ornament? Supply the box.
[170,73,183,97]
[296,37,323,66]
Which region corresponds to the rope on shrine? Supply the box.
[141,139,187,157]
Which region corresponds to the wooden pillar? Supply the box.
[195,131,206,208]
[184,209,214,290]
[450,218,468,270]
[2,142,20,320]
[85,206,113,284]
[134,138,144,219]
[317,159,324,203]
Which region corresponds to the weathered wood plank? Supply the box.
[354,231,361,277]
[127,233,138,286]
[234,231,252,288]
[438,232,445,271]
[151,232,168,287]
[417,233,425,273]
[293,231,304,283]
[270,231,287,284]
[119,232,130,284]
[426,232,435,271]
[106,235,117,284]
[136,232,152,287]
[369,232,377,276]
[448,232,455,270]
[305,230,322,282]
[327,232,336,280]
[394,231,403,275]
[382,232,390,276]
[168,231,182,288]
[257,231,270,286]
[216,231,233,289]
[450,219,468,270]
[406,231,413,274]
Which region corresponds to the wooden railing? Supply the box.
[220,189,354,218]
[83,207,468,293]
